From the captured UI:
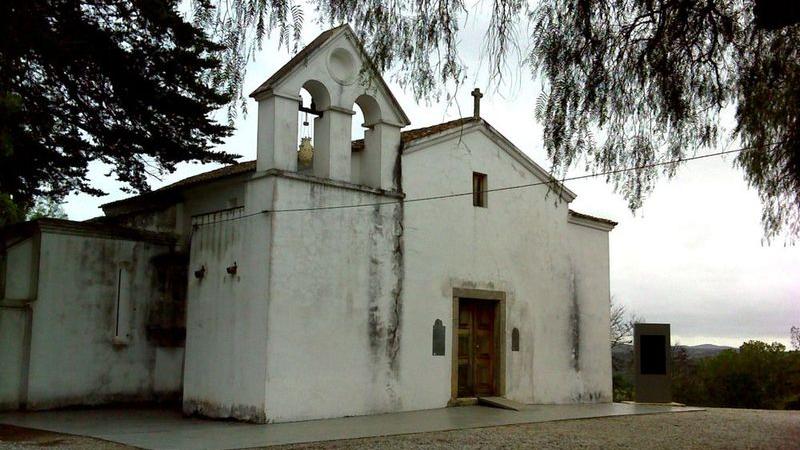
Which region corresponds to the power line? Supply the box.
[268,144,764,212]
[191,209,265,228]
[191,141,774,225]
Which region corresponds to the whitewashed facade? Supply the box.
[0,25,615,423]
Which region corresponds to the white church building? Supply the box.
[0,25,616,423]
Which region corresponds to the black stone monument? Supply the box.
[634,323,671,403]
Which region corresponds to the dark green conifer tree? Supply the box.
[0,0,235,222]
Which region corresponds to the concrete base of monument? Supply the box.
[0,403,704,450]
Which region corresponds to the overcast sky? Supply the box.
[62,7,799,348]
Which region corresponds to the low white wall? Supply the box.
[0,307,28,409]
[23,232,179,409]
[4,238,36,300]
[0,236,36,409]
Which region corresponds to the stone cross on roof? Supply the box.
[471,88,483,119]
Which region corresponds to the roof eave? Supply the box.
[101,162,258,216]
[2,219,178,245]
[567,210,618,231]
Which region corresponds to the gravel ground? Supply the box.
[1,408,798,449]
[0,425,128,450]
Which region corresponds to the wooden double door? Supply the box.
[456,299,498,397]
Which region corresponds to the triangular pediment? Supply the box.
[249,25,409,127]
[402,118,578,203]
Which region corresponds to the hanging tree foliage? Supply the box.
[198,0,799,241]
[527,0,799,241]
[3,1,797,238]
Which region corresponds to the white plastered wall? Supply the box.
[3,237,36,300]
[181,126,613,423]
[565,222,613,400]
[261,176,403,423]
[0,307,28,409]
[182,177,274,422]
[20,232,179,409]
[399,126,613,408]
[0,237,38,409]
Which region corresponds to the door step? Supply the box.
[477,396,524,411]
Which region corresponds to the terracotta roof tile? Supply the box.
[400,117,477,142]
[101,161,256,212]
[352,116,477,151]
[157,160,256,191]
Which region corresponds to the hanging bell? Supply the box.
[298,137,314,169]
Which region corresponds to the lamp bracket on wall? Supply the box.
[226,262,238,275]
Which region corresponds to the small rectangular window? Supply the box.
[473,172,487,207]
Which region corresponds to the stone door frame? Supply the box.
[450,287,506,403]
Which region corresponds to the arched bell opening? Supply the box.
[350,102,367,184]
[351,94,383,186]
[296,80,331,173]
[355,94,381,125]
[297,87,314,172]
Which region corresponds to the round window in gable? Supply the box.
[327,47,358,85]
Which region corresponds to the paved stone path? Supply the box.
[0,403,701,449]
[2,408,798,449]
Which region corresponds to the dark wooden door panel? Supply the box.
[474,302,496,396]
[456,299,496,398]
[457,302,474,397]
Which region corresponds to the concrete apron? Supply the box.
[0,403,704,450]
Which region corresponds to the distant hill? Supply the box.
[612,343,735,374]
[685,344,736,358]
[613,343,735,359]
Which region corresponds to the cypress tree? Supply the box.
[0,0,235,220]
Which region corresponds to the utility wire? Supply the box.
[191,142,773,226]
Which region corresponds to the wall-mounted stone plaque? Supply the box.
[432,319,445,356]
[511,327,520,351]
